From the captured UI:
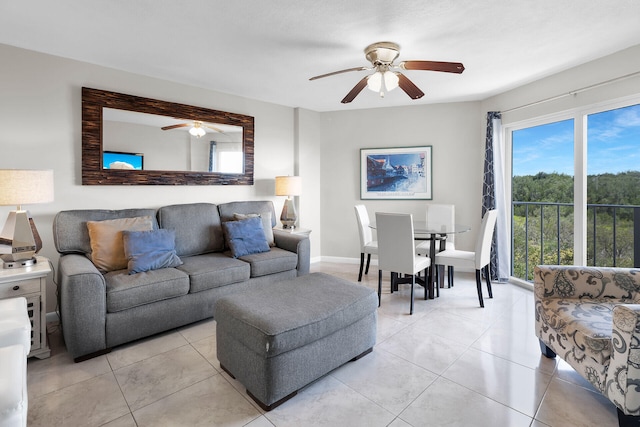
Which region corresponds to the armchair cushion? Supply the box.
[535,265,640,419]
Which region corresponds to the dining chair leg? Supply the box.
[484,265,493,298]
[424,267,431,300]
[410,275,415,315]
[377,269,382,307]
[437,265,445,288]
[475,269,484,308]
[447,266,454,288]
[365,254,372,275]
[358,253,365,282]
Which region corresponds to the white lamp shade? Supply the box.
[275,176,301,197]
[0,170,54,207]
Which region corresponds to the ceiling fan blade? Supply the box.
[310,66,369,81]
[397,73,425,100]
[341,76,369,104]
[161,123,189,131]
[399,60,465,74]
[204,124,223,132]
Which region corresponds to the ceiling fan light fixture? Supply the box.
[384,71,399,91]
[366,71,382,92]
[189,126,206,138]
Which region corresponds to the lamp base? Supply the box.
[0,210,41,269]
[1,255,37,269]
[280,198,298,229]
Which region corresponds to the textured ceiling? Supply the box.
[1,0,639,112]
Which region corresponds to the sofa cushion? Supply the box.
[105,268,190,312]
[87,216,154,272]
[222,217,270,258]
[233,211,275,247]
[157,203,224,257]
[123,229,183,274]
[177,253,250,293]
[53,208,158,255]
[238,246,298,277]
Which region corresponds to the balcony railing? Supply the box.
[511,201,640,281]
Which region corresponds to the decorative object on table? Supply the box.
[275,175,301,228]
[354,205,377,282]
[0,169,54,268]
[434,209,497,307]
[309,41,464,104]
[360,146,432,200]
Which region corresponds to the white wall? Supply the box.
[318,102,484,261]
[0,44,308,311]
[482,44,640,125]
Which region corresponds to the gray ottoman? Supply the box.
[215,272,377,410]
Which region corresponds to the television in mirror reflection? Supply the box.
[103,151,144,170]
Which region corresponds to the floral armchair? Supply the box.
[534,265,640,427]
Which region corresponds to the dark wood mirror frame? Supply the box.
[82,87,254,185]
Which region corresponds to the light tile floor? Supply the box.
[27,262,620,426]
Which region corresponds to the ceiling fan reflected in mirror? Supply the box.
[161,120,222,138]
[309,41,464,104]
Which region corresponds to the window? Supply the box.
[508,101,640,281]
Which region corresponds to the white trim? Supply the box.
[503,93,640,274]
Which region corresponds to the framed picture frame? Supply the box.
[360,146,432,200]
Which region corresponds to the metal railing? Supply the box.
[512,201,640,281]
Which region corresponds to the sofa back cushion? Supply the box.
[157,203,223,257]
[217,201,277,227]
[53,209,158,255]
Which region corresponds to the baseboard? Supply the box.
[317,256,376,265]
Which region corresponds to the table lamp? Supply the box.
[275,176,301,228]
[0,169,54,268]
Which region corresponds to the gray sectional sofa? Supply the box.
[53,201,310,362]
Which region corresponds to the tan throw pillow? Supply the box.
[233,211,275,246]
[87,216,154,272]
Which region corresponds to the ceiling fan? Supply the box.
[161,120,222,138]
[309,41,464,104]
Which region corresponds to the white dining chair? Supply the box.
[416,204,455,286]
[434,209,498,307]
[376,212,431,315]
[354,205,378,282]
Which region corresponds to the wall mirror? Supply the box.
[82,87,254,185]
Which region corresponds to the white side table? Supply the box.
[0,256,51,359]
[273,226,312,237]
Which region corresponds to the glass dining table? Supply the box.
[370,220,470,299]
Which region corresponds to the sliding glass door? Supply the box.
[508,101,640,281]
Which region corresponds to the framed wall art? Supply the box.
[360,146,432,200]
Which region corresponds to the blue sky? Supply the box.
[512,104,640,176]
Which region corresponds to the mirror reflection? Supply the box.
[103,108,244,173]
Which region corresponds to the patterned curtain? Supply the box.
[482,112,501,280]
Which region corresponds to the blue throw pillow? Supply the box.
[222,217,270,258]
[122,229,183,274]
